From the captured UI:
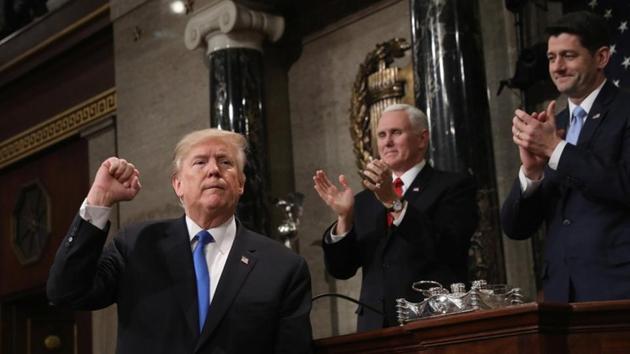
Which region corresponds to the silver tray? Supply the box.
[396,280,528,325]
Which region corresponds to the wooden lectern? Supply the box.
[314,300,630,353]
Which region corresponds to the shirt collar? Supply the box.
[186,215,236,256]
[568,79,606,117]
[393,160,426,194]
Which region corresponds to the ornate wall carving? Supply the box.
[0,88,116,169]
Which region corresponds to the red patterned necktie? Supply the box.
[387,178,404,226]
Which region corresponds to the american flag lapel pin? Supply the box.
[413,187,420,192]
[592,113,601,119]
[241,256,249,265]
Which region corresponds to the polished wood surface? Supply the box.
[315,300,630,353]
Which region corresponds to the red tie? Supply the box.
[387,178,404,226]
[393,178,404,197]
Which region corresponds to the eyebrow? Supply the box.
[190,154,209,160]
[189,151,232,161]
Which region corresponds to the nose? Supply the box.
[385,133,394,146]
[205,159,220,177]
[549,58,564,74]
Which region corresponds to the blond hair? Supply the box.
[171,129,248,177]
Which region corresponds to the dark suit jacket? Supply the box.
[322,165,479,331]
[47,214,313,354]
[501,81,630,302]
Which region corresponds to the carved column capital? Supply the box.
[184,0,284,54]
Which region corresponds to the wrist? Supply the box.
[523,168,543,181]
[383,198,405,213]
[336,213,353,234]
[546,138,562,158]
[86,188,113,207]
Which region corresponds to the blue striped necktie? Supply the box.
[193,230,214,333]
[566,106,586,145]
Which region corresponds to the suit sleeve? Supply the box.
[500,177,546,240]
[274,257,314,354]
[47,214,124,310]
[321,223,362,279]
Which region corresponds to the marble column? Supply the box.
[410,0,505,283]
[185,0,284,234]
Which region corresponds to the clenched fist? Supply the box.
[86,157,142,207]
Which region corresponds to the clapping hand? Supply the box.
[313,170,354,234]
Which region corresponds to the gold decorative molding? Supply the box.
[0,88,116,169]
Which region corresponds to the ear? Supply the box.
[419,129,430,149]
[171,174,182,198]
[238,173,246,196]
[595,46,611,70]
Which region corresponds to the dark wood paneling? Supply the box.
[0,26,114,141]
[0,0,109,84]
[0,136,89,297]
[1,292,91,354]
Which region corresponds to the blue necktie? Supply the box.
[566,106,587,145]
[193,230,214,332]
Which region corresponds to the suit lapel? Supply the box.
[403,164,433,204]
[577,81,616,146]
[196,224,257,351]
[159,216,199,336]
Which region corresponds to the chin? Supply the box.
[385,157,402,166]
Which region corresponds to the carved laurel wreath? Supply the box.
[349,38,411,173]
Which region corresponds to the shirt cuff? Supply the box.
[518,166,544,198]
[79,198,112,230]
[327,222,349,244]
[548,140,567,171]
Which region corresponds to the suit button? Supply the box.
[562,219,571,225]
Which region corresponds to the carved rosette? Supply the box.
[11,181,51,265]
[184,0,285,54]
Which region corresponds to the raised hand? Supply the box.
[313,170,354,234]
[87,157,142,207]
[512,101,560,180]
[361,159,398,205]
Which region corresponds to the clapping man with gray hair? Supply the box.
[314,103,479,331]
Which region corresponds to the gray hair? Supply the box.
[383,103,428,134]
[171,128,248,178]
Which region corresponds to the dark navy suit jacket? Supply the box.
[322,165,479,331]
[47,215,313,354]
[501,81,630,302]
